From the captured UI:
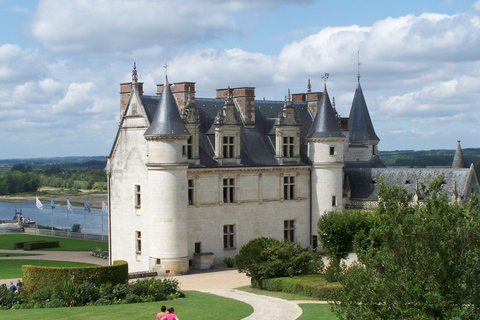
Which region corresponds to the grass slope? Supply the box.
[1,291,253,320]
[0,259,99,279]
[298,304,337,320]
[0,234,107,251]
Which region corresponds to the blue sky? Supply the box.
[1,0,480,159]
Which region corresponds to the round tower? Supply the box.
[306,82,345,239]
[144,76,190,275]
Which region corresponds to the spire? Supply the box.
[144,76,189,136]
[348,81,379,142]
[307,79,312,93]
[306,85,344,139]
[452,140,467,168]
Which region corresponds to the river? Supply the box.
[0,201,108,236]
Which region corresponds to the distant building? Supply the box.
[106,65,480,274]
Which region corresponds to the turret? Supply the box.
[143,76,190,275]
[306,80,345,240]
[345,80,380,162]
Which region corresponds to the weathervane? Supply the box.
[163,62,169,77]
[357,51,361,82]
[322,73,329,86]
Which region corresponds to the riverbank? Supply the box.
[0,188,107,209]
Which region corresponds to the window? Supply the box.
[330,146,335,156]
[283,136,295,157]
[284,220,295,242]
[135,231,141,253]
[135,185,141,208]
[187,136,193,159]
[223,178,235,203]
[195,242,201,254]
[332,196,336,207]
[188,179,194,205]
[223,136,235,158]
[223,225,235,249]
[283,176,295,200]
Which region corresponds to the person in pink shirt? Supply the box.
[156,305,167,320]
[160,307,179,320]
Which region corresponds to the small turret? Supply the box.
[144,77,190,137]
[452,140,467,168]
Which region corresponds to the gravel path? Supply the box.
[207,289,303,320]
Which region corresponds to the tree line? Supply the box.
[0,163,107,195]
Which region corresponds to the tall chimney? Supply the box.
[216,87,255,127]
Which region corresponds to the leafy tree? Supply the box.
[235,237,323,282]
[332,175,480,319]
[317,209,375,279]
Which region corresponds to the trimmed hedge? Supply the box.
[252,276,341,300]
[22,260,128,294]
[14,240,60,250]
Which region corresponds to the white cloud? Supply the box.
[0,44,48,83]
[32,0,237,55]
[473,1,480,11]
[162,48,276,95]
[275,12,480,85]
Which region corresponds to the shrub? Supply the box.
[22,260,128,294]
[124,293,142,304]
[90,247,108,259]
[223,257,235,267]
[236,237,323,281]
[94,298,112,306]
[77,281,99,305]
[71,223,81,233]
[45,299,68,308]
[98,283,114,301]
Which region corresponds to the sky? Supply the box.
[1,0,480,159]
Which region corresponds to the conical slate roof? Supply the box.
[306,86,344,139]
[144,77,189,136]
[452,140,467,168]
[348,82,379,142]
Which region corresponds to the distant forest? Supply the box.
[379,148,480,168]
[0,157,107,195]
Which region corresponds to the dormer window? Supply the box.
[223,136,235,158]
[283,136,295,157]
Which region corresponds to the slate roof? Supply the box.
[140,95,314,167]
[348,82,379,142]
[306,86,344,139]
[144,78,190,137]
[345,167,474,200]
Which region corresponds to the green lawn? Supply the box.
[298,304,337,320]
[0,259,99,279]
[0,234,107,251]
[1,291,253,320]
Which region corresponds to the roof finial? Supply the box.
[132,62,138,82]
[287,89,291,103]
[307,79,311,93]
[357,51,361,83]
